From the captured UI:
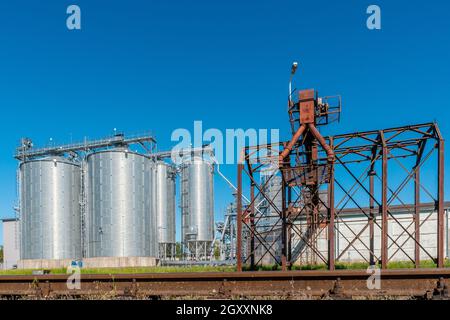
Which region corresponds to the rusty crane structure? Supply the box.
[236,63,445,271]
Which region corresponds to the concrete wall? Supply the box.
[18,256,158,269]
[18,259,74,270]
[2,219,20,269]
[83,257,158,268]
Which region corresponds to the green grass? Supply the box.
[0,265,236,276]
[385,259,450,268]
[246,259,450,271]
[387,260,433,269]
[335,261,371,270]
[292,264,328,270]
[0,259,448,275]
[0,269,48,276]
[79,265,236,274]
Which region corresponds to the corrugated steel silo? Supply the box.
[19,157,82,260]
[85,149,156,258]
[154,161,176,259]
[180,156,214,260]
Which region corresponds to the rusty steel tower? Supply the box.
[236,63,445,271]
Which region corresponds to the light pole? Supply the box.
[288,61,299,105]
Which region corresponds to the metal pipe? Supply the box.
[308,123,334,161]
[212,157,266,218]
[288,62,298,105]
[279,124,307,162]
[288,79,292,105]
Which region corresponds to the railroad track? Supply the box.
[0,269,449,300]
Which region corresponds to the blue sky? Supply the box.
[1,1,449,244]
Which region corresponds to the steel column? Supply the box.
[369,172,375,266]
[381,133,388,269]
[414,168,420,268]
[287,181,292,266]
[328,163,335,270]
[437,139,445,268]
[236,163,243,272]
[250,184,255,269]
[281,177,287,271]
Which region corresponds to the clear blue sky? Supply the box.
[1,1,449,244]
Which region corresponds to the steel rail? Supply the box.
[0,269,448,299]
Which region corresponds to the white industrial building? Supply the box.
[293,203,450,265]
[1,218,20,269]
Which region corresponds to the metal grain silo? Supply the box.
[154,161,176,259]
[19,157,82,260]
[85,149,156,258]
[180,156,214,260]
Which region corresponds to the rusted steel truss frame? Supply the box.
[0,269,448,299]
[236,123,445,271]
